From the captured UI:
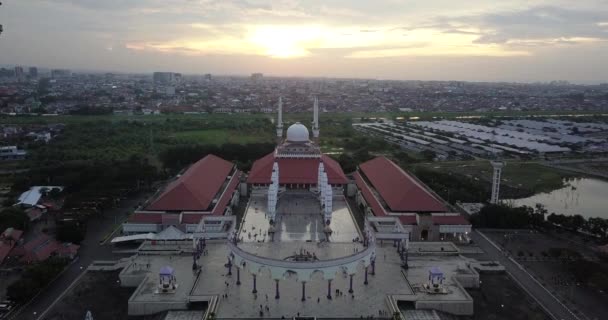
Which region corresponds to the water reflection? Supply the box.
[509,178,608,219]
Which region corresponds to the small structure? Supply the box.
[423,267,448,294]
[0,146,27,161]
[157,266,178,293]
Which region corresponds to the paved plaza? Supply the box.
[121,239,479,318]
[240,193,360,243]
[119,192,479,318]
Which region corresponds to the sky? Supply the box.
[1,0,607,83]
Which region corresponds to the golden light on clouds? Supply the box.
[125,24,531,59]
[247,25,324,58]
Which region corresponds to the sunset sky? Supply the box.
[1,0,607,82]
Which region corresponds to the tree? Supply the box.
[420,150,436,161]
[0,207,29,231]
[470,204,540,229]
[56,222,84,244]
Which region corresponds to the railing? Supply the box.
[227,241,374,270]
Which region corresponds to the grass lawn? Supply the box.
[170,129,274,145]
[411,160,581,196]
[1,110,604,125]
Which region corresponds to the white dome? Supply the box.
[286,122,310,142]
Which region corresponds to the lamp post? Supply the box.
[252,274,257,294]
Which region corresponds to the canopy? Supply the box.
[160,266,175,275]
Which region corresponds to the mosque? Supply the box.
[112,97,477,319]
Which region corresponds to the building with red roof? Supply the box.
[355,156,471,242]
[10,233,79,263]
[247,98,347,194]
[122,154,241,235]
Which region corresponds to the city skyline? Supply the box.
[0,1,608,83]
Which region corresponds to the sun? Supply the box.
[248,25,323,58]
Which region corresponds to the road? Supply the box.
[472,230,579,320]
[12,192,150,320]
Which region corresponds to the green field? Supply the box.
[411,160,581,196]
[170,129,274,145]
[1,109,606,125]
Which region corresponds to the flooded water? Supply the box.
[509,178,608,219]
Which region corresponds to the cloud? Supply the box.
[440,6,608,44]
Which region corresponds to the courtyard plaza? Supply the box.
[121,192,477,318]
[239,193,360,243]
[122,241,475,318]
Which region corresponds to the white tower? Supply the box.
[276,97,283,139]
[267,162,280,221]
[490,161,505,204]
[312,96,319,139]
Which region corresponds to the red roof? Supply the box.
[358,157,448,212]
[211,171,241,215]
[354,172,388,217]
[398,215,418,225]
[128,213,163,224]
[146,154,235,211]
[19,234,58,263]
[181,213,204,224]
[432,215,470,225]
[247,153,347,185]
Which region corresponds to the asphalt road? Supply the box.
[472,230,579,320]
[12,193,150,320]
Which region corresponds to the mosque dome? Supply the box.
[286,122,310,142]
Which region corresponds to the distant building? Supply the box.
[204,73,212,81]
[0,146,27,161]
[51,69,71,79]
[28,67,38,78]
[153,72,176,84]
[251,73,263,82]
[156,86,175,96]
[14,66,24,80]
[10,233,79,263]
[16,186,63,207]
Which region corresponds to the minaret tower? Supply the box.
[312,96,320,141]
[276,97,284,143]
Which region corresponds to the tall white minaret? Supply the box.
[312,96,320,139]
[276,97,283,139]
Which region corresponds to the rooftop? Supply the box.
[145,154,235,212]
[358,157,448,213]
[247,153,347,185]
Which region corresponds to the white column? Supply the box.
[312,96,320,139]
[268,162,280,220]
[317,162,325,191]
[276,97,283,138]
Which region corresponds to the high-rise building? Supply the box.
[14,66,24,80]
[153,72,176,84]
[29,67,38,78]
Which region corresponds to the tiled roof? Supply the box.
[432,215,470,225]
[146,154,235,211]
[358,156,448,212]
[211,171,241,215]
[247,153,347,185]
[354,171,387,217]
[398,215,418,225]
